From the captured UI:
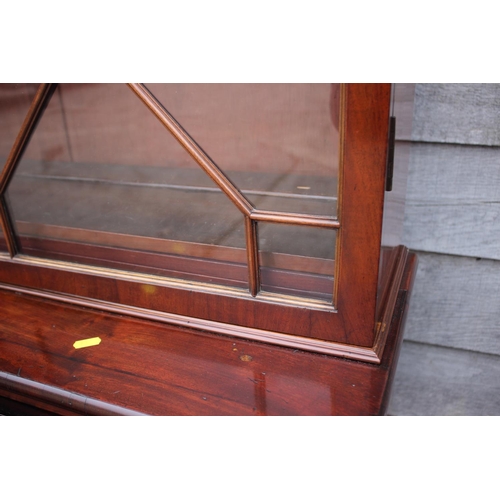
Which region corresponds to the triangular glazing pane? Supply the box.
[0,84,41,253]
[147,84,340,217]
[6,84,248,289]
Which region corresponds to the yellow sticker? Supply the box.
[73,337,102,349]
[141,284,157,295]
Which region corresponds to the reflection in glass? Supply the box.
[6,84,248,288]
[0,84,41,255]
[258,222,336,302]
[0,84,40,164]
[148,84,340,216]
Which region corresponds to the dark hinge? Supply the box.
[385,116,396,191]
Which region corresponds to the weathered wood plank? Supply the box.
[403,252,500,356]
[387,340,500,415]
[402,142,500,260]
[412,84,500,146]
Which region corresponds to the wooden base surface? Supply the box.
[0,253,416,416]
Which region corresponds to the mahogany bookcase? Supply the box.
[0,83,416,415]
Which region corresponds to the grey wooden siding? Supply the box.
[388,341,500,416]
[403,142,500,259]
[402,252,500,355]
[388,84,500,416]
[412,84,500,146]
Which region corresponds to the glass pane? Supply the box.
[6,84,248,289]
[148,84,340,216]
[0,83,40,164]
[0,84,40,254]
[258,223,335,302]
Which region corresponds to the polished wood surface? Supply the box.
[0,253,416,416]
[335,84,391,346]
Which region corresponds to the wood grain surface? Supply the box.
[402,251,500,356]
[390,83,500,416]
[403,142,500,260]
[0,253,416,415]
[388,340,500,415]
[412,84,500,146]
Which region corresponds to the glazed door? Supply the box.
[0,83,391,358]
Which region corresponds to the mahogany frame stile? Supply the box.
[0,83,406,364]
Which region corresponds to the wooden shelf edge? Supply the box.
[0,247,415,366]
[0,282,380,363]
[0,372,146,416]
[373,245,410,361]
